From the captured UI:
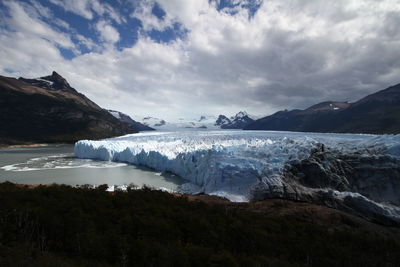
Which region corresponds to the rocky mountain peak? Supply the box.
[215,115,231,126]
[214,112,254,129]
[40,71,73,91]
[0,74,135,144]
[234,111,249,119]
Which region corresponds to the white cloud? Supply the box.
[48,0,125,24]
[1,0,400,120]
[0,29,64,77]
[95,20,120,44]
[25,0,71,31]
[48,0,94,19]
[75,34,99,51]
[3,1,75,49]
[91,0,126,24]
[131,1,169,31]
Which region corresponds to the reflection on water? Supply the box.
[0,145,185,190]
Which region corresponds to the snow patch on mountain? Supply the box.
[35,78,54,86]
[109,110,121,119]
[107,110,154,131]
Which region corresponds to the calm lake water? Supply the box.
[0,144,185,190]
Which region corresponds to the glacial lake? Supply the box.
[0,144,185,190]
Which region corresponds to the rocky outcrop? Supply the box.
[251,145,400,226]
[286,146,400,205]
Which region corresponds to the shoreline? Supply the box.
[0,143,74,149]
[0,143,50,149]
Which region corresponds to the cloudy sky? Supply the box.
[1,0,400,120]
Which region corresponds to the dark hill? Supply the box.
[1,182,400,266]
[0,72,136,145]
[245,83,400,134]
[108,109,154,131]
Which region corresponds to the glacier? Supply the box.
[74,130,400,203]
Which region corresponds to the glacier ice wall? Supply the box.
[74,130,400,202]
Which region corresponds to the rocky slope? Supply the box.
[251,144,400,226]
[0,72,135,145]
[245,83,400,134]
[108,110,154,131]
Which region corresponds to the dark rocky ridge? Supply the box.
[108,109,154,131]
[251,144,400,226]
[0,72,136,145]
[245,83,400,134]
[215,115,230,126]
[215,111,254,129]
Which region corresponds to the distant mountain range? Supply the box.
[132,111,256,130]
[0,72,135,145]
[245,83,400,134]
[2,70,396,145]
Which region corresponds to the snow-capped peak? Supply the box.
[234,111,249,119]
[129,112,255,131]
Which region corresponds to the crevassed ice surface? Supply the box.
[74,130,400,202]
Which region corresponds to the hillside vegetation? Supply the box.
[0,73,135,145]
[1,182,400,266]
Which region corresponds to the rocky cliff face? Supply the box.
[251,145,400,226]
[0,72,136,145]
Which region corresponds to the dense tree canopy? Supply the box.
[0,182,399,266]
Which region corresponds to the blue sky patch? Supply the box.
[0,0,262,60]
[213,0,262,18]
[152,2,166,20]
[147,22,188,44]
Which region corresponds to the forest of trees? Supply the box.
[1,182,400,266]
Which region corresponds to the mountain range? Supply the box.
[132,111,256,130]
[245,83,400,134]
[0,70,256,146]
[0,72,135,145]
[1,71,398,146]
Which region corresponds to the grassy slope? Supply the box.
[1,182,400,267]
